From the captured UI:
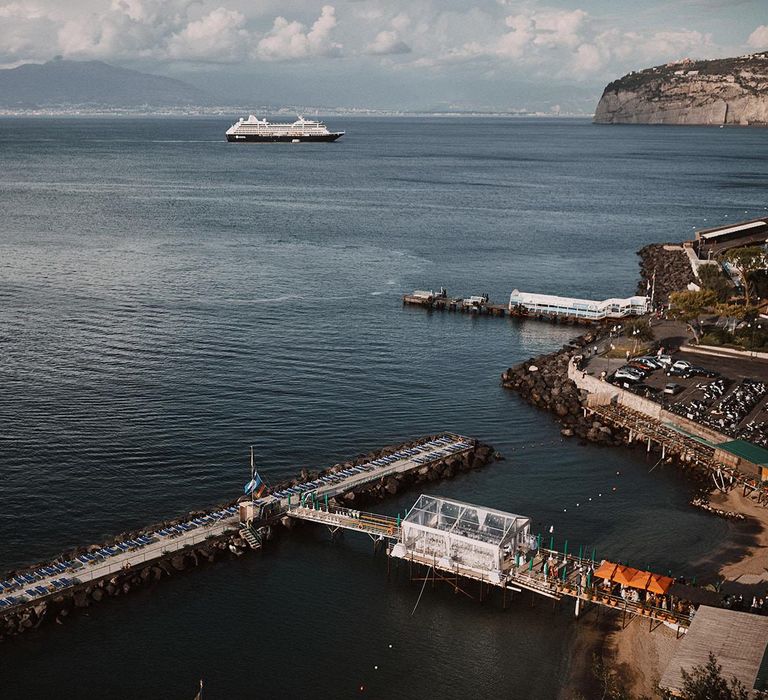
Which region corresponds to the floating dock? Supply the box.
[402,290,508,317]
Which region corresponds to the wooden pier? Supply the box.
[288,499,693,630]
[402,293,508,317]
[585,402,768,504]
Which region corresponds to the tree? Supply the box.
[668,289,717,343]
[722,247,768,307]
[679,652,749,700]
[697,264,732,302]
[623,317,655,342]
[713,302,755,322]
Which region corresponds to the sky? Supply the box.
[1,0,767,111]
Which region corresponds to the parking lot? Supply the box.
[584,349,768,448]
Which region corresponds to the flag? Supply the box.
[243,473,263,495]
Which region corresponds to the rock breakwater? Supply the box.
[501,335,626,447]
[0,435,497,643]
[636,243,695,303]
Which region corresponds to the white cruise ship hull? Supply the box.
[226,132,344,143]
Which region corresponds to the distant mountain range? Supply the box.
[0,59,209,108]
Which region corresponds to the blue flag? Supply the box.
[243,473,263,494]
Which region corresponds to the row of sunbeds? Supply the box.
[0,575,74,609]
[271,436,468,501]
[0,504,240,610]
[413,439,471,464]
[0,560,80,594]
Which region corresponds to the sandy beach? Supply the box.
[562,484,768,700]
[708,488,768,590]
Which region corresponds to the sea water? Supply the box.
[0,116,766,698]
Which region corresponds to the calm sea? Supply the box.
[1,116,766,699]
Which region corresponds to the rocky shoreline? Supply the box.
[500,333,627,447]
[635,243,695,303]
[0,435,497,643]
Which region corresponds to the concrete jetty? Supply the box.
[0,433,495,642]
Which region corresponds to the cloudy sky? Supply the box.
[2,0,767,111]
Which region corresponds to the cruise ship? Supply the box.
[225,115,344,143]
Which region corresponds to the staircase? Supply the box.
[240,524,262,550]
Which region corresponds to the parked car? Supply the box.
[629,359,657,371]
[667,366,692,378]
[687,366,719,378]
[664,382,683,395]
[635,356,664,369]
[615,366,646,381]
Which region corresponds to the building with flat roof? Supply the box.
[508,289,648,321]
[694,218,768,257]
[660,606,768,697]
[714,439,768,481]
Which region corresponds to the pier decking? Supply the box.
[245,434,475,520]
[289,495,693,629]
[0,506,241,614]
[0,434,476,622]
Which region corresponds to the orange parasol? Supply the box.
[646,573,674,595]
[593,561,619,581]
[612,565,639,587]
[628,569,653,591]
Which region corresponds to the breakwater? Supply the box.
[500,332,626,447]
[0,435,497,643]
[636,243,695,303]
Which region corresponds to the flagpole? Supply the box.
[250,445,255,507]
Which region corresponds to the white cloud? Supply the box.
[747,25,768,50]
[167,8,249,62]
[255,5,342,61]
[366,30,411,55]
[418,7,715,80]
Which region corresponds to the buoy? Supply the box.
[388,644,393,649]
[374,666,378,670]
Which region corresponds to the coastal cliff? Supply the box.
[594,53,768,126]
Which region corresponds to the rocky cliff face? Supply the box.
[594,53,768,126]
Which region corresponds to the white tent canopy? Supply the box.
[400,495,531,577]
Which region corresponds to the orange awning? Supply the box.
[646,573,674,595]
[594,560,619,580]
[593,560,673,593]
[628,570,652,590]
[612,565,638,587]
